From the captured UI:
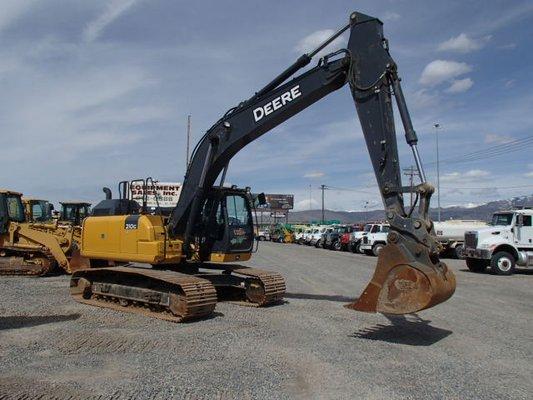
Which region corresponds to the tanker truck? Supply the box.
[434,220,488,258]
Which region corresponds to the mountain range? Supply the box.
[287,195,533,224]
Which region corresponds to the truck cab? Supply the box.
[464,209,533,275]
[359,224,390,256]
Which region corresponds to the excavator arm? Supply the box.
[168,11,455,314]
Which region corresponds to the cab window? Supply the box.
[371,225,379,233]
[226,195,250,226]
[6,195,25,222]
[519,215,532,227]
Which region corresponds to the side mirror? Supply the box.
[257,193,267,206]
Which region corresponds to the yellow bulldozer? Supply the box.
[0,189,84,276]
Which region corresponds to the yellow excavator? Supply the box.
[0,190,84,275]
[70,12,456,322]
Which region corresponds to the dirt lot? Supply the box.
[0,242,531,399]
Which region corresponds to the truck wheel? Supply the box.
[490,251,516,275]
[352,242,361,254]
[372,243,385,257]
[453,244,464,259]
[334,241,342,251]
[315,240,321,248]
[465,258,487,273]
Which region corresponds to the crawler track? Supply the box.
[198,264,286,306]
[0,248,55,276]
[70,266,217,322]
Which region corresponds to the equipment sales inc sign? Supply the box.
[130,182,182,209]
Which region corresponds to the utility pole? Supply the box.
[434,123,441,222]
[320,184,326,224]
[186,115,191,170]
[309,184,312,211]
[403,166,420,208]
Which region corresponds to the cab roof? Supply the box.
[0,189,22,196]
[60,201,91,206]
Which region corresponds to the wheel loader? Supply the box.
[0,189,84,276]
[70,11,456,322]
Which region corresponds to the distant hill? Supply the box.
[288,195,533,224]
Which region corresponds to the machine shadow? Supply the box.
[0,313,81,330]
[350,314,452,346]
[284,292,355,303]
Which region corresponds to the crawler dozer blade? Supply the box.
[347,243,456,314]
[68,248,91,272]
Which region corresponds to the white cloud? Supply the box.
[83,0,140,42]
[294,29,346,57]
[485,133,514,144]
[294,198,319,211]
[446,77,473,93]
[504,79,515,88]
[0,0,36,32]
[499,43,517,50]
[419,60,472,86]
[524,172,533,178]
[303,171,325,179]
[382,12,401,22]
[441,169,490,183]
[438,33,491,53]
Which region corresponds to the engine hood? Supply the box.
[469,225,513,245]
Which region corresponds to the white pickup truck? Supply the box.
[464,209,533,275]
[359,224,390,256]
[434,220,487,258]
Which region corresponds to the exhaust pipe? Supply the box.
[102,187,112,200]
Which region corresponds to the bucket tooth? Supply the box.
[346,243,456,314]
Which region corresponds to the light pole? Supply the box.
[434,123,441,222]
[320,184,326,224]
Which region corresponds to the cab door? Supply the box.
[516,213,533,247]
[210,193,254,254]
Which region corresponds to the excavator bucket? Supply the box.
[347,243,456,314]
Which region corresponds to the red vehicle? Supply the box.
[336,224,364,251]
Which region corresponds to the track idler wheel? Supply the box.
[347,243,456,314]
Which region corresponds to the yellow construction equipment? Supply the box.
[1,189,84,275]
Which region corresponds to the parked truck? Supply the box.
[464,209,533,275]
[434,220,487,259]
[359,224,390,256]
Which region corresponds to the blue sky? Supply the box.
[1,0,532,211]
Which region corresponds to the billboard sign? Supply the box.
[261,194,294,211]
[130,182,182,209]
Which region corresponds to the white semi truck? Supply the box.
[434,220,487,258]
[463,209,533,275]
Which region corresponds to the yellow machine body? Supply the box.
[81,215,183,264]
[81,214,252,265]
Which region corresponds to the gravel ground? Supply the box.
[0,242,531,400]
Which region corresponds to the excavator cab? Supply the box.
[199,187,255,261]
